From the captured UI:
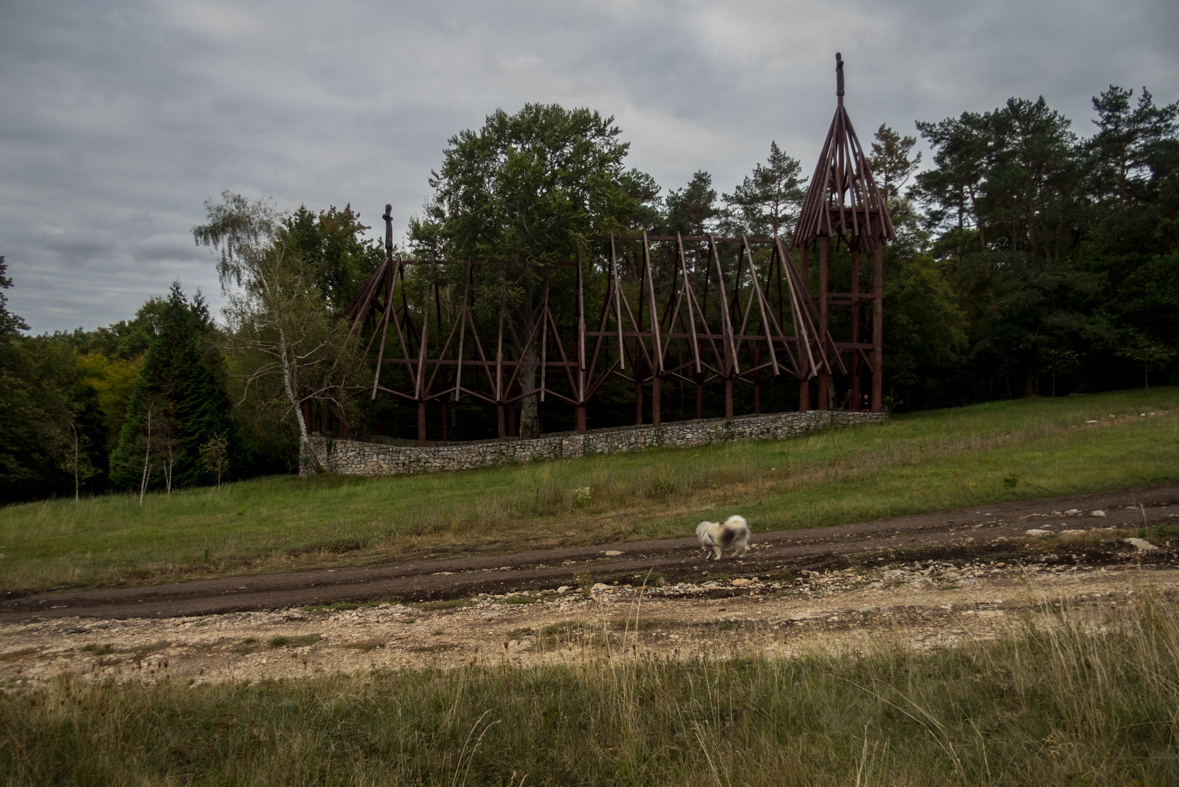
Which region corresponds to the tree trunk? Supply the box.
[279,326,324,475]
[71,423,80,503]
[518,343,541,439]
[139,404,152,507]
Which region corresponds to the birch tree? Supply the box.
[194,192,360,473]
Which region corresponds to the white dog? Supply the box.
[696,515,750,560]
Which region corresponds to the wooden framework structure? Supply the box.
[346,232,837,444]
[790,52,895,412]
[345,53,891,444]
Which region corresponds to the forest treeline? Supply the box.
[1,85,1176,502]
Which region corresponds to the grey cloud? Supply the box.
[40,234,120,263]
[2,0,1176,333]
[132,234,207,264]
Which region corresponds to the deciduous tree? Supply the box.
[0,258,97,501]
[194,192,361,472]
[409,104,639,438]
[282,205,384,314]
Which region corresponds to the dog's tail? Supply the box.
[724,515,749,534]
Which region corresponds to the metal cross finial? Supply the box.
[836,53,844,100]
[382,204,393,251]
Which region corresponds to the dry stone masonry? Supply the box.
[303,410,884,478]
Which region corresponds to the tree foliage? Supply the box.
[409,104,644,437]
[722,142,807,239]
[194,192,362,472]
[5,85,1179,499]
[109,283,243,490]
[0,258,106,502]
[666,171,720,237]
[413,104,635,265]
[914,87,1179,402]
[282,204,384,314]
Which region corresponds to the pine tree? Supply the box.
[665,171,720,237]
[722,142,807,239]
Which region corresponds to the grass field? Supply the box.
[2,387,1177,595]
[4,388,1179,785]
[3,594,1177,785]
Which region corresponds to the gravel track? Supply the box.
[2,484,1176,685]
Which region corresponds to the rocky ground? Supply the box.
[2,485,1177,687]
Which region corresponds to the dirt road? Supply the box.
[1,485,1176,685]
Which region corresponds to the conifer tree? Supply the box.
[722,142,807,239]
[110,283,243,490]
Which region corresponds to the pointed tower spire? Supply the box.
[787,53,893,415]
[790,54,895,250]
[836,52,844,103]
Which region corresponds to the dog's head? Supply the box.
[696,520,718,547]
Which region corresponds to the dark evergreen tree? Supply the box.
[1087,86,1179,246]
[665,171,720,237]
[109,283,244,490]
[914,86,1179,401]
[618,168,664,232]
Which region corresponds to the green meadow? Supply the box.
[3,388,1179,785]
[2,387,1177,595]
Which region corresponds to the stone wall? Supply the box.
[302,410,886,478]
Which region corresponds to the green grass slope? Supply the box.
[2,387,1176,595]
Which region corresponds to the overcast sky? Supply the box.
[3,0,1177,335]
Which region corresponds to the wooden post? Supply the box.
[799,243,808,288]
[576,249,587,435]
[508,381,520,437]
[712,235,736,422]
[652,375,661,427]
[417,401,427,446]
[753,343,762,415]
[872,240,884,412]
[695,364,705,420]
[635,357,644,425]
[798,244,810,412]
[850,241,861,410]
[644,229,662,430]
[817,236,829,410]
[496,299,506,438]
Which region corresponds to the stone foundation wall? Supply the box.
[302,410,885,478]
